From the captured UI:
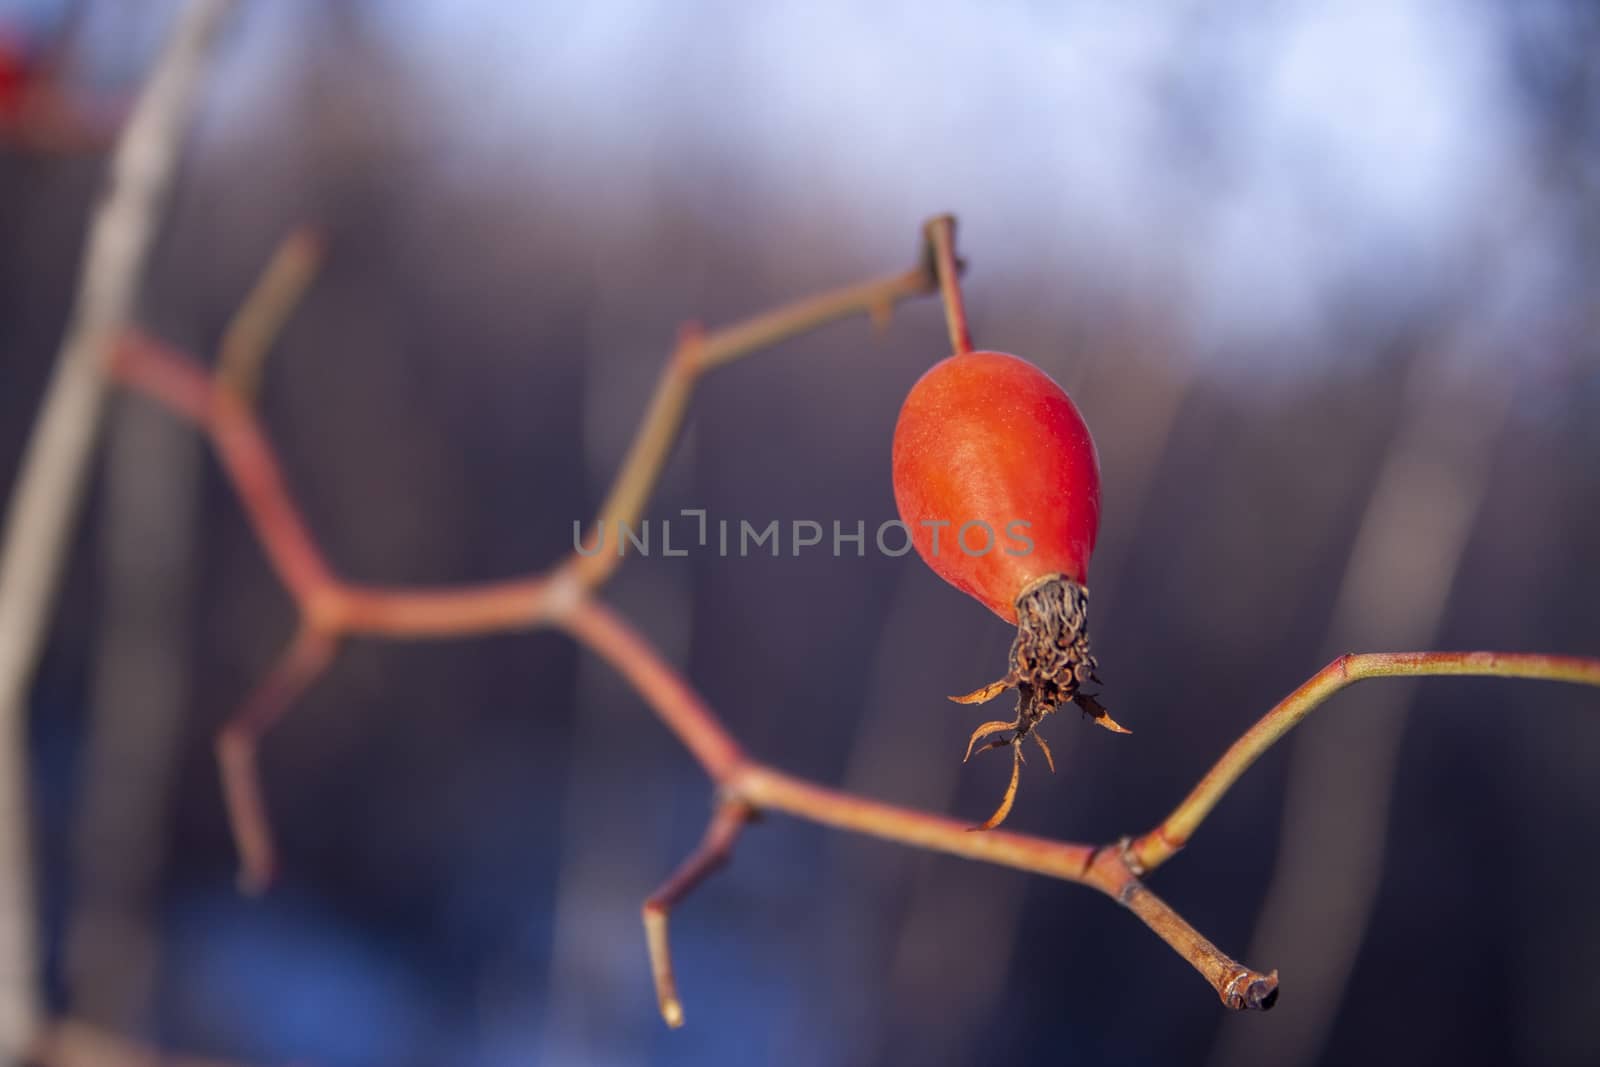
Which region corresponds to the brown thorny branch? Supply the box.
[101,217,1600,1028]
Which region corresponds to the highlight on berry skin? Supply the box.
[892,219,1127,829]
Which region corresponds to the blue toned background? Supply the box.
[4,2,1599,1065]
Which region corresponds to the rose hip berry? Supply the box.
[892,220,1127,830]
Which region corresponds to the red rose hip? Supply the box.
[892,350,1100,617]
[891,221,1130,830]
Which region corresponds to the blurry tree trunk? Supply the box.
[63,394,198,1031]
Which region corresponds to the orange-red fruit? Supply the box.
[891,351,1100,619]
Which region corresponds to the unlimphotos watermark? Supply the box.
[573,509,1034,558]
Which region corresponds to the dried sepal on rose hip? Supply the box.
[892,348,1128,831]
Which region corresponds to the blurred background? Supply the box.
[3,1,1599,1064]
